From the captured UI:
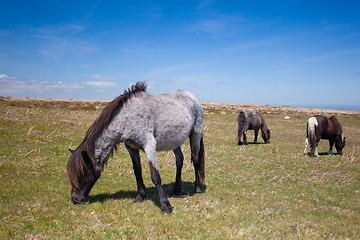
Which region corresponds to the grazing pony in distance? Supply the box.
[304,115,346,157]
[67,81,205,214]
[237,109,271,145]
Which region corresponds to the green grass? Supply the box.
[1,99,359,239]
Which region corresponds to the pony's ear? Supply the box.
[68,149,74,154]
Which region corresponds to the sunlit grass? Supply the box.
[1,99,359,239]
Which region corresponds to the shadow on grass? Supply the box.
[238,141,268,145]
[304,151,342,156]
[88,181,207,210]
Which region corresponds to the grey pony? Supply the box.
[237,109,271,145]
[67,81,205,214]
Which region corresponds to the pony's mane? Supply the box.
[67,81,147,189]
[329,115,342,133]
[329,115,337,121]
[82,81,147,157]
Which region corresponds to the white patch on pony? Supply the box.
[308,117,318,131]
[307,117,319,157]
[304,138,309,155]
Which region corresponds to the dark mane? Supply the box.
[67,81,147,189]
[82,81,147,157]
[329,115,342,133]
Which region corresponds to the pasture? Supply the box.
[1,97,359,239]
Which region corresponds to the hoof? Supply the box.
[161,204,173,214]
[134,194,146,203]
[171,188,181,198]
[171,193,181,198]
[195,187,203,194]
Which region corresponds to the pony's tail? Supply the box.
[199,136,205,184]
[307,117,318,152]
[237,111,246,144]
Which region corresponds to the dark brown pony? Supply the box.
[304,115,346,157]
[237,109,271,145]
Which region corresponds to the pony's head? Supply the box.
[261,128,271,144]
[335,134,346,155]
[67,148,100,204]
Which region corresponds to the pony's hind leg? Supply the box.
[243,131,248,145]
[254,129,259,144]
[304,138,308,156]
[171,147,183,197]
[314,138,320,157]
[144,139,173,214]
[190,132,205,194]
[328,139,335,155]
[125,144,146,202]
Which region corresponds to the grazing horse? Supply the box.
[304,115,346,157]
[67,81,205,213]
[237,109,271,145]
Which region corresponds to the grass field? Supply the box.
[1,97,359,239]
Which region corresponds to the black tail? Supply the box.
[199,136,205,184]
[237,111,246,144]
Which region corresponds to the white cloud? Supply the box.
[0,73,17,80]
[0,75,82,96]
[90,74,114,81]
[0,73,120,99]
[84,81,117,87]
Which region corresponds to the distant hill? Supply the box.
[1,96,359,116]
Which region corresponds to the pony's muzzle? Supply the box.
[71,197,87,204]
[71,189,88,204]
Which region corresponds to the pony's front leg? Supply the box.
[125,144,146,202]
[314,138,320,157]
[144,142,173,214]
[328,139,335,155]
[171,147,183,197]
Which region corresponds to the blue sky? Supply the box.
[1,1,360,108]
